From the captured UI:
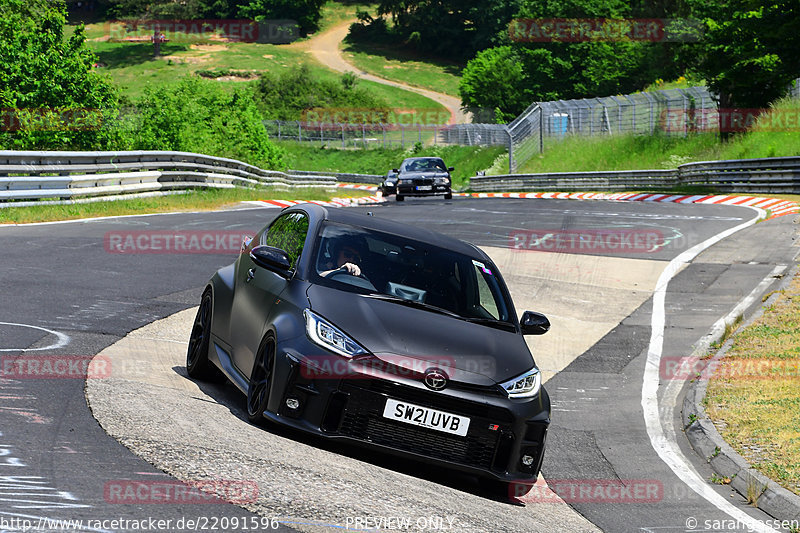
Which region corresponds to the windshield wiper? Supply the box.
[362,294,463,319]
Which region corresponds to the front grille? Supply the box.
[337,380,511,470]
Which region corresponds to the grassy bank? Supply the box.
[0,187,347,225]
[280,143,505,188]
[79,25,446,116]
[341,41,463,97]
[515,97,800,174]
[705,272,800,497]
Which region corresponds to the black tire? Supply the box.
[186,290,221,381]
[246,335,275,425]
[444,191,453,200]
[396,194,404,202]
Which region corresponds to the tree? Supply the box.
[238,0,326,37]
[459,46,534,122]
[691,0,800,137]
[366,0,523,59]
[0,0,120,149]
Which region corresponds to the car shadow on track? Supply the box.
[172,365,523,506]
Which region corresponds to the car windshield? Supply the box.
[313,222,512,324]
[402,159,446,172]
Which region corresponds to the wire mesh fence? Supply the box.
[263,120,510,149]
[265,79,800,174]
[504,86,717,172]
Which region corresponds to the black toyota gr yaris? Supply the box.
[187,204,551,496]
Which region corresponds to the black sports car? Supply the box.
[379,157,453,201]
[187,204,550,496]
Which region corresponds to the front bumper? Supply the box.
[397,183,450,197]
[267,345,550,483]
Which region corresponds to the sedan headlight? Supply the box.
[434,177,450,185]
[501,368,541,398]
[304,309,367,358]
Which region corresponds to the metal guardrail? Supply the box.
[287,169,384,184]
[470,157,800,194]
[0,150,337,204]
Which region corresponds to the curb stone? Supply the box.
[682,264,800,523]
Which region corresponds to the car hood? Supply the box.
[307,284,534,385]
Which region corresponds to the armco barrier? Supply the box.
[287,169,384,184]
[0,150,337,204]
[470,156,800,194]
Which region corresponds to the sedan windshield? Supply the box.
[402,159,447,172]
[313,222,512,324]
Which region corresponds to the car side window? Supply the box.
[262,212,309,269]
[472,262,501,320]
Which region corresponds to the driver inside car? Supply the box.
[320,241,363,277]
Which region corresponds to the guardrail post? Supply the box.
[538,107,544,154]
[298,121,302,142]
[506,126,515,173]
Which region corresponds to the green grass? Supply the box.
[279,142,505,188]
[80,23,447,115]
[312,1,372,35]
[341,41,464,97]
[515,97,800,174]
[0,187,348,225]
[706,272,800,496]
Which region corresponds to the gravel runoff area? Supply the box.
[84,248,667,532]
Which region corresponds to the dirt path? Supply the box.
[298,21,471,124]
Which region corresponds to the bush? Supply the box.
[133,77,285,168]
[0,0,120,149]
[254,65,390,122]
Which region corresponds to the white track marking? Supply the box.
[0,322,70,352]
[642,206,778,532]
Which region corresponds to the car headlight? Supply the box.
[500,368,541,398]
[434,177,450,185]
[304,309,367,358]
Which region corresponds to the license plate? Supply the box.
[416,185,432,191]
[382,398,470,437]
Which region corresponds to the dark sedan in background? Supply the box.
[380,157,453,201]
[187,204,550,498]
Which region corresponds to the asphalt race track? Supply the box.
[1,196,798,532]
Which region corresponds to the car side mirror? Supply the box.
[250,245,292,277]
[520,311,550,335]
[392,169,399,173]
[447,167,454,172]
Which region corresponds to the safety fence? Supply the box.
[470,156,800,194]
[263,120,508,149]
[267,79,800,175]
[0,150,336,206]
